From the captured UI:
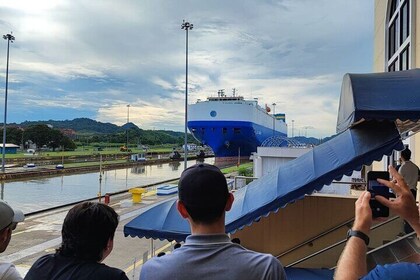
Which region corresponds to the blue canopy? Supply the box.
[124,121,403,241]
[336,69,420,133]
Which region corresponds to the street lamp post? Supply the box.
[181,20,193,170]
[291,119,295,138]
[272,103,276,136]
[126,104,130,150]
[2,33,15,172]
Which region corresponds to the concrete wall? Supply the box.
[231,195,356,267]
[253,147,312,178]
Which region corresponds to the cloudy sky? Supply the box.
[0,0,373,138]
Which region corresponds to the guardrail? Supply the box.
[284,214,401,268]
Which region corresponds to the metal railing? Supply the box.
[284,214,401,267]
[276,217,354,258]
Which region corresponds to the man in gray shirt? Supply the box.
[140,163,286,280]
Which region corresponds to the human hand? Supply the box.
[376,165,419,226]
[353,191,372,234]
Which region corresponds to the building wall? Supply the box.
[373,1,420,201]
[232,195,356,267]
[0,147,18,154]
[253,147,312,178]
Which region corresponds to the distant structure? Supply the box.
[0,144,19,154]
[261,136,304,148]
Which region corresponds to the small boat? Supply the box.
[56,164,64,169]
[26,163,36,168]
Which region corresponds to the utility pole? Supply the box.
[181,20,193,170]
[2,33,15,172]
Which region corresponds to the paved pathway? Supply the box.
[1,189,178,280]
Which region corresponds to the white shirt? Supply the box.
[0,262,22,280]
[399,160,419,190]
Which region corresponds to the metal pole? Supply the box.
[291,120,295,138]
[2,34,14,172]
[126,104,130,150]
[182,20,193,170]
[184,27,188,170]
[272,103,276,136]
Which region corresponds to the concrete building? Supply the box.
[0,143,20,154]
[252,146,312,178]
[373,0,419,200]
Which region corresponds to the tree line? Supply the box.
[2,124,198,151]
[77,128,197,146]
[2,125,77,151]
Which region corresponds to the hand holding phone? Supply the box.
[367,171,391,217]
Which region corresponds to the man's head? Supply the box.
[178,163,232,224]
[401,148,412,161]
[0,200,24,253]
[57,202,119,262]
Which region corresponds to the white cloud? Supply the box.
[0,0,373,137]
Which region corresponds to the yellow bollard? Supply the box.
[129,188,146,203]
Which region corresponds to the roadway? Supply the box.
[0,188,176,280]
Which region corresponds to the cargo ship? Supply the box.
[188,89,287,158]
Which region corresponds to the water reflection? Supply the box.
[168,161,180,171]
[131,166,146,174]
[3,158,214,213]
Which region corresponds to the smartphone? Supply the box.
[367,171,391,217]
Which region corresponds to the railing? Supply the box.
[329,231,417,270]
[276,217,354,258]
[284,214,402,268]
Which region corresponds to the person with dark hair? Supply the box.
[0,200,24,280]
[24,202,128,280]
[140,163,286,280]
[399,147,419,233]
[173,243,181,250]
[399,147,419,198]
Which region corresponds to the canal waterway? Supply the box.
[1,158,215,213]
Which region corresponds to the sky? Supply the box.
[0,0,373,138]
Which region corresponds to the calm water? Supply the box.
[1,158,215,213]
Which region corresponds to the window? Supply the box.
[388,59,397,72]
[222,128,227,134]
[386,0,411,71]
[400,46,409,70]
[390,0,397,16]
[400,1,409,43]
[233,128,241,134]
[388,21,397,59]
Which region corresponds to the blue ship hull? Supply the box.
[188,120,287,157]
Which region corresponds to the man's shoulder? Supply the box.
[236,247,282,268]
[362,263,420,280]
[26,254,128,280]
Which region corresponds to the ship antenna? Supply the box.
[232,88,237,97]
[218,89,225,97]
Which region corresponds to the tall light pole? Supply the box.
[272,103,276,136]
[291,119,295,138]
[126,104,130,150]
[2,33,15,172]
[181,20,193,170]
